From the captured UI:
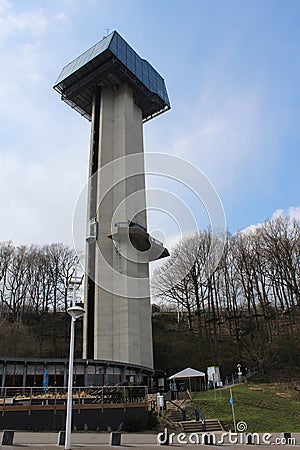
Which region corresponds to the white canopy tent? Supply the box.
[168,367,206,392]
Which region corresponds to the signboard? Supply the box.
[207,366,221,383]
[43,369,49,393]
[157,394,165,408]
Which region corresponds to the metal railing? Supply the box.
[167,398,187,421]
[0,385,148,408]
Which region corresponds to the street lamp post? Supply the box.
[65,305,85,450]
[64,258,85,450]
[237,363,242,383]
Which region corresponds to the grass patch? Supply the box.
[191,383,300,432]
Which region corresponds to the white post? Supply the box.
[65,315,75,450]
[213,373,216,400]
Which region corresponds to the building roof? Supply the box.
[168,367,206,379]
[53,30,171,122]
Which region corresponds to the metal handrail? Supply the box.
[167,398,187,421]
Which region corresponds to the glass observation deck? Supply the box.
[53,31,171,122]
[107,221,169,261]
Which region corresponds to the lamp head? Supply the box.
[67,305,85,320]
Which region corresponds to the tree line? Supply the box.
[0,242,78,322]
[152,215,300,370]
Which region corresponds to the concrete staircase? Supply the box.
[181,419,223,433]
[166,400,189,422]
[166,400,223,433]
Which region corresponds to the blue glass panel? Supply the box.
[54,32,113,85]
[149,80,156,91]
[136,59,142,71]
[110,35,117,53]
[118,38,126,53]
[118,50,126,65]
[127,46,135,62]
[54,30,170,110]
[142,72,149,86]
[127,58,135,73]
[136,67,143,79]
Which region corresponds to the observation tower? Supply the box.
[54,31,170,378]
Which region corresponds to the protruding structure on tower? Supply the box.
[54,31,170,375]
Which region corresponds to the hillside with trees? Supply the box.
[0,243,82,357]
[152,215,300,379]
[0,215,299,381]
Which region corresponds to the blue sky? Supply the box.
[0,0,299,248]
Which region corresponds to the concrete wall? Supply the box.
[0,405,148,431]
[83,84,153,370]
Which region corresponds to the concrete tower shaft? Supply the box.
[84,83,153,368]
[54,31,170,373]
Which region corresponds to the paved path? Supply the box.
[1,431,299,449]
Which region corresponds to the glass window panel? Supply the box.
[35,365,44,375]
[127,47,134,61]
[114,374,121,384]
[156,79,163,89]
[87,374,94,386]
[128,53,135,64]
[77,53,89,67]
[6,365,15,375]
[15,365,24,375]
[106,374,114,384]
[75,365,85,375]
[110,36,117,53]
[66,60,77,73]
[136,58,142,70]
[84,47,95,63]
[127,59,135,73]
[125,369,137,376]
[142,72,149,85]
[95,374,104,385]
[149,80,156,91]
[26,365,35,375]
[136,68,143,80]
[118,38,126,52]
[118,51,126,64]
[47,366,55,375]
[55,365,65,375]
[90,43,101,59]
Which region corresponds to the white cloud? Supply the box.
[0,2,90,247]
[0,3,47,42]
[0,144,88,245]
[272,206,300,221]
[271,209,285,220]
[0,3,50,102]
[241,206,300,235]
[0,0,9,15]
[171,84,265,190]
